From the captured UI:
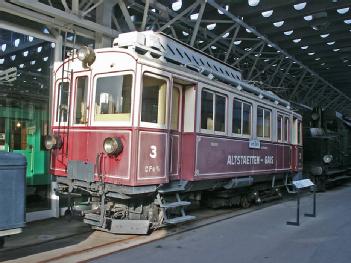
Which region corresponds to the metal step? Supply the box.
[164,215,196,225]
[84,213,100,222]
[164,215,196,224]
[158,181,188,193]
[160,201,191,209]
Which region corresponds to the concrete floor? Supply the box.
[91,184,351,263]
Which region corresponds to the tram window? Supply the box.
[141,74,167,125]
[264,110,271,138]
[284,117,289,142]
[277,115,283,141]
[257,107,271,139]
[257,108,263,137]
[201,90,227,132]
[233,99,251,136]
[201,90,214,131]
[56,82,69,122]
[243,102,251,135]
[232,100,242,134]
[74,76,88,124]
[215,95,226,132]
[95,74,132,122]
[171,87,180,130]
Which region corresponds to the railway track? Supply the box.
[2,194,301,263]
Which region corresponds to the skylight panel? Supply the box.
[327,41,335,45]
[301,46,309,49]
[304,15,313,21]
[207,23,216,30]
[273,21,284,27]
[190,13,198,20]
[248,0,260,7]
[284,30,293,35]
[337,7,349,14]
[14,38,20,47]
[172,0,182,11]
[294,2,306,10]
[293,38,301,43]
[233,40,242,45]
[261,10,273,17]
[320,34,329,38]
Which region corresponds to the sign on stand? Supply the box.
[286,179,317,226]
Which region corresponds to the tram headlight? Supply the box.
[44,135,62,150]
[103,137,123,156]
[323,155,333,164]
[77,46,96,68]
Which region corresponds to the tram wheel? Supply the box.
[239,195,251,209]
[315,176,326,192]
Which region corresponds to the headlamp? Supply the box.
[77,46,96,68]
[44,135,62,150]
[103,137,123,156]
[323,155,333,164]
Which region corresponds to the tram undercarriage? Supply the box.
[55,173,293,234]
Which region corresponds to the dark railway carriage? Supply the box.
[45,31,302,234]
[303,108,351,191]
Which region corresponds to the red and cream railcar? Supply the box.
[46,31,302,234]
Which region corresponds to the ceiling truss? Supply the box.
[0,0,350,115]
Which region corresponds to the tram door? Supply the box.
[169,84,182,180]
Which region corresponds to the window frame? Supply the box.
[171,84,182,132]
[232,98,252,138]
[54,78,70,126]
[256,106,272,140]
[91,70,135,127]
[72,74,90,126]
[284,116,290,143]
[277,114,283,142]
[199,88,227,135]
[139,72,170,129]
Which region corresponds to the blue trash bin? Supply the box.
[0,152,26,248]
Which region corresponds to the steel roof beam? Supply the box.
[9,0,119,38]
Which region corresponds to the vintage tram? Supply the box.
[45,31,302,234]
